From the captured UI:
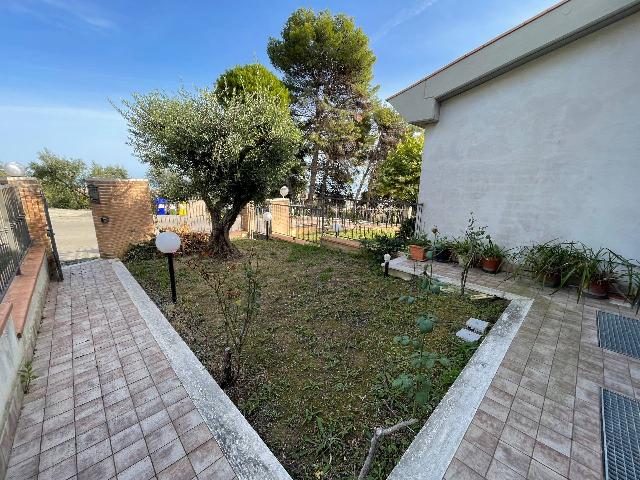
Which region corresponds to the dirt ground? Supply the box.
[49,208,100,263]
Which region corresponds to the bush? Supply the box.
[397,217,416,241]
[122,225,211,262]
[361,234,405,262]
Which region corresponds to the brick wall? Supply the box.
[0,177,51,255]
[85,179,155,258]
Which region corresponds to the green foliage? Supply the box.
[19,361,37,394]
[268,8,376,198]
[29,149,88,209]
[374,132,423,201]
[116,86,301,256]
[88,162,128,179]
[407,234,431,248]
[215,63,290,110]
[397,217,416,241]
[360,234,405,262]
[147,165,191,201]
[268,8,375,100]
[482,236,507,259]
[29,149,128,209]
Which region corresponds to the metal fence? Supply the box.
[257,197,422,243]
[0,185,31,299]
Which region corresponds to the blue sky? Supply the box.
[0,0,557,177]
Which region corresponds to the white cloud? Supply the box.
[374,0,439,41]
[4,0,116,30]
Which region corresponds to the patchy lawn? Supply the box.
[125,239,508,479]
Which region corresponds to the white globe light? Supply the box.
[4,162,26,177]
[155,231,181,253]
[263,211,273,222]
[279,186,289,198]
[384,253,391,262]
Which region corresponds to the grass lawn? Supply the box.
[125,239,508,479]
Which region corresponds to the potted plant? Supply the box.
[481,238,506,274]
[515,241,575,288]
[407,235,431,262]
[572,246,620,299]
[433,236,453,262]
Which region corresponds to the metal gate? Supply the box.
[0,185,31,299]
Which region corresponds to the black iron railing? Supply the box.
[259,197,422,243]
[0,185,31,300]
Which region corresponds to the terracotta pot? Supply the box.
[482,257,501,274]
[408,244,427,262]
[585,280,608,299]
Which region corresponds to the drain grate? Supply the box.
[598,311,640,360]
[602,389,640,480]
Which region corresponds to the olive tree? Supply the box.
[117,87,301,257]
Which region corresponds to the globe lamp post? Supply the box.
[156,232,181,303]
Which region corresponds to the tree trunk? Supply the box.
[206,201,242,258]
[308,148,319,201]
[355,159,372,201]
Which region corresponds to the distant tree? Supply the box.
[88,162,128,179]
[117,87,301,257]
[216,63,306,198]
[354,104,408,201]
[374,132,423,202]
[268,8,376,200]
[147,165,191,201]
[215,63,290,110]
[29,149,88,209]
[29,149,129,208]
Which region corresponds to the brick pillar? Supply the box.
[239,202,254,233]
[0,177,51,256]
[85,179,155,258]
[267,198,290,236]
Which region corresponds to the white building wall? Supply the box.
[418,12,640,260]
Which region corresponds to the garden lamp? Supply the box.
[263,211,272,240]
[383,253,391,277]
[3,162,26,176]
[156,231,181,303]
[280,186,289,198]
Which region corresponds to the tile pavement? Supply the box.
[5,261,236,480]
[415,260,640,480]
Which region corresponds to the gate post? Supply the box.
[85,179,155,258]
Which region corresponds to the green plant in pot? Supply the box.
[571,246,620,299]
[516,241,575,288]
[431,227,452,262]
[481,236,506,274]
[407,234,432,262]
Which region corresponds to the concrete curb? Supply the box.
[387,258,533,480]
[111,260,292,480]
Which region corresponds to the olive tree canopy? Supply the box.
[117,87,301,257]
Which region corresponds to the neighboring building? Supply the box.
[388,0,640,260]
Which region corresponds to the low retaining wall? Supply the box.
[319,235,362,252]
[0,247,49,478]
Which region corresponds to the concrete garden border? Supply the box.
[111,260,292,480]
[113,255,531,480]
[386,257,533,480]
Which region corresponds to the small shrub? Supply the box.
[361,234,405,262]
[397,217,416,241]
[19,361,37,394]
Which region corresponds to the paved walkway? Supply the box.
[410,258,639,480]
[5,261,236,480]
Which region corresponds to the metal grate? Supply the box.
[602,388,640,480]
[598,311,640,359]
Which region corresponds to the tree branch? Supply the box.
[357,418,418,480]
